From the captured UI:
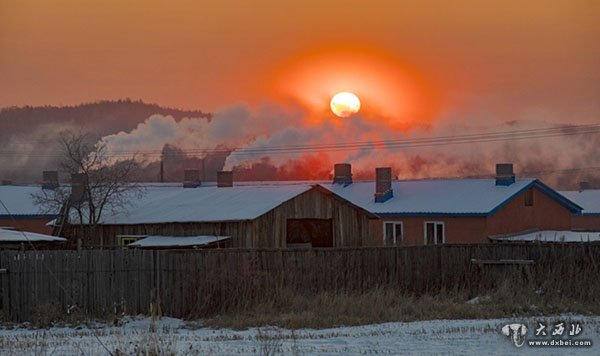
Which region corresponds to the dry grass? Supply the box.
[203,286,600,330]
[203,267,600,330]
[183,245,600,329]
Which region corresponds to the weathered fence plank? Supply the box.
[0,244,599,322]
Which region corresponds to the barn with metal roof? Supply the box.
[63,174,377,249]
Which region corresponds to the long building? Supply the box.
[322,164,582,245]
[3,164,592,249]
[61,163,585,248]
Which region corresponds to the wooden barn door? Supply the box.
[286,218,334,248]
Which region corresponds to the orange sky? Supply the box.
[1,0,599,123]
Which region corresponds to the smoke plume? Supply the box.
[98,101,600,189]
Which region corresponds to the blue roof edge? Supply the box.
[532,180,583,213]
[486,179,582,217]
[374,179,582,218]
[376,212,488,217]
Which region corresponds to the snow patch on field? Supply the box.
[0,315,598,355]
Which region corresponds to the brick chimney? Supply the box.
[495,163,515,186]
[70,173,88,203]
[374,167,393,203]
[332,163,352,185]
[183,169,201,188]
[217,171,233,188]
[42,170,59,190]
[579,181,590,191]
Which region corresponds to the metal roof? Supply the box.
[92,184,313,224]
[0,227,66,243]
[0,185,60,217]
[128,235,230,248]
[321,179,581,216]
[490,230,600,242]
[559,190,600,215]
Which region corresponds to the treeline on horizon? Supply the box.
[0,98,212,118]
[0,98,212,138]
[0,99,216,183]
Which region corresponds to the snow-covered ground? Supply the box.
[0,315,598,355]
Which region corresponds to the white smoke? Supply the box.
[99,101,600,188]
[101,103,307,162]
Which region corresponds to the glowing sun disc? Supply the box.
[330,92,360,117]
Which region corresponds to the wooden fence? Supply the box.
[0,244,599,322]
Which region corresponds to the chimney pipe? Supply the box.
[374,167,393,203]
[183,169,201,188]
[495,163,515,186]
[217,171,233,188]
[579,181,590,191]
[70,173,88,204]
[332,163,352,185]
[42,170,59,190]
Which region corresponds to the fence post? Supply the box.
[0,267,8,319]
[151,250,162,318]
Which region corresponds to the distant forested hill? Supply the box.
[0,99,212,182]
[0,99,211,138]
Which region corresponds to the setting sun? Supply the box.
[330,92,361,118]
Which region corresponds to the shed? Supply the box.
[490,230,600,243]
[64,183,377,248]
[0,227,66,249]
[126,235,231,249]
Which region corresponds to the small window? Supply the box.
[524,188,534,206]
[424,222,445,245]
[383,222,403,246]
[436,223,444,244]
[426,223,435,245]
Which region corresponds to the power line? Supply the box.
[1,123,599,158]
[4,165,598,188]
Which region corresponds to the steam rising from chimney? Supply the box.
[85,101,600,188]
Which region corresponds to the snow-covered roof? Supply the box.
[4,179,581,223]
[559,190,600,214]
[321,179,580,216]
[0,228,66,243]
[490,230,600,243]
[128,235,230,248]
[0,185,59,217]
[95,184,313,224]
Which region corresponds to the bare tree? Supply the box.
[33,130,144,247]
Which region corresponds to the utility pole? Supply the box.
[160,154,164,183]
